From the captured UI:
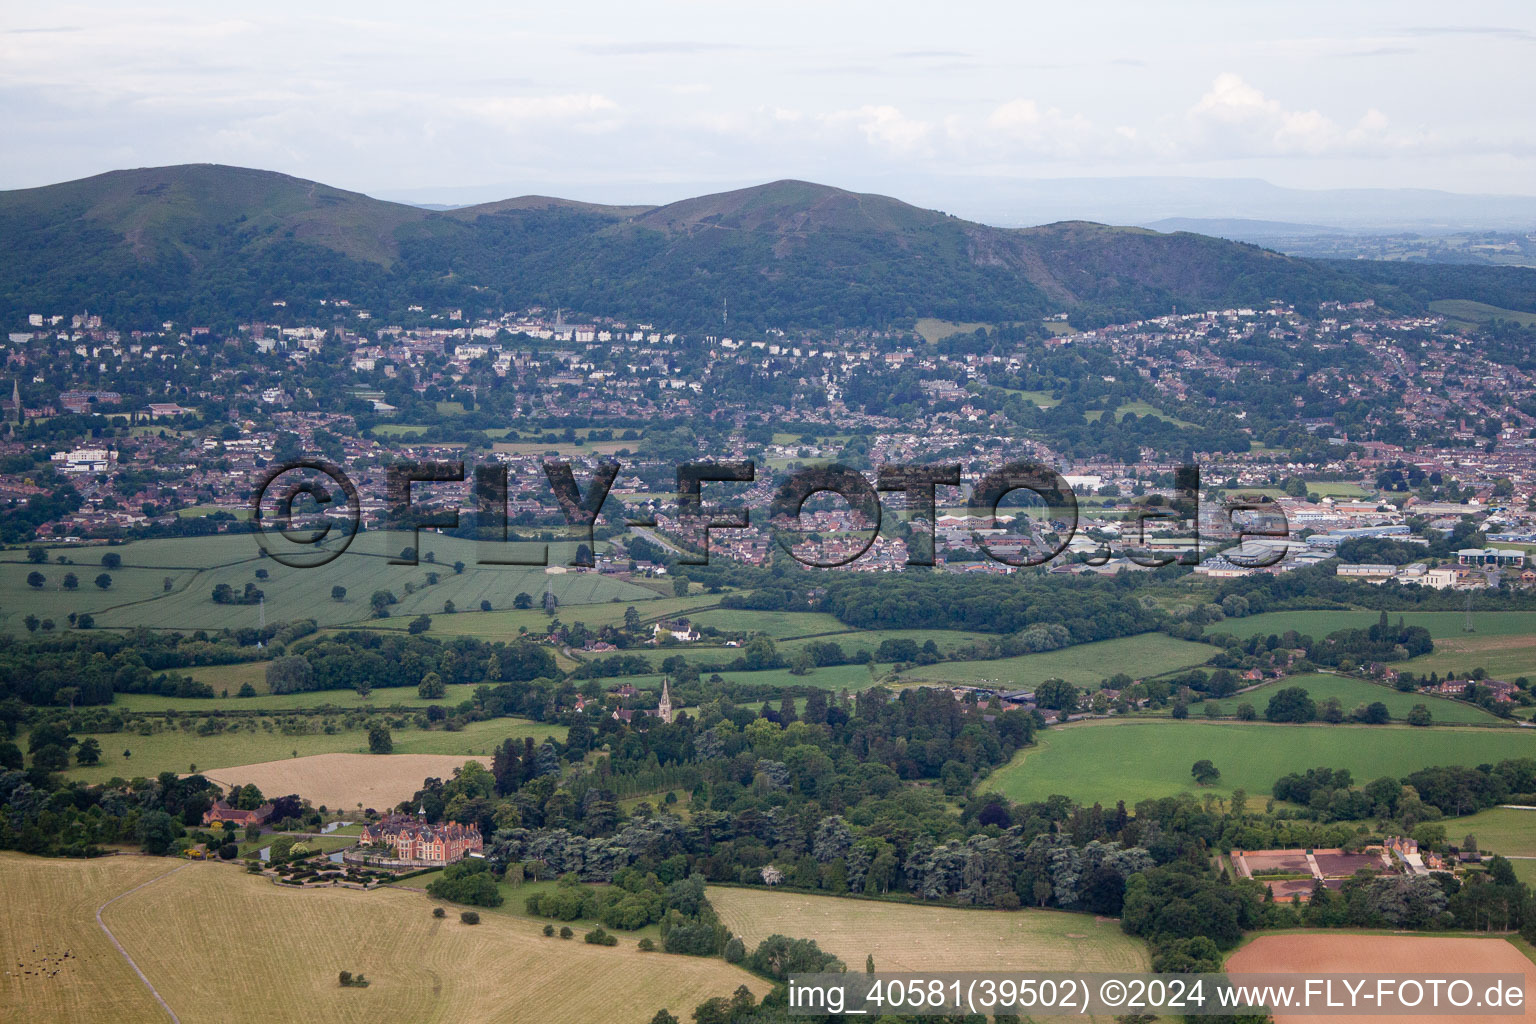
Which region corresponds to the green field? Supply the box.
[914,317,991,344]
[1210,610,1536,682]
[892,633,1213,688]
[113,680,486,713]
[777,628,996,660]
[688,608,848,637]
[1240,673,1505,725]
[983,719,1536,807]
[369,594,717,641]
[1442,806,1536,859]
[55,715,566,784]
[1211,610,1536,642]
[1430,299,1536,329]
[0,533,658,634]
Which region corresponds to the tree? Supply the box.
[95,573,113,590]
[443,600,456,614]
[460,911,480,924]
[136,810,178,855]
[480,600,492,612]
[368,724,393,754]
[32,744,69,770]
[369,590,395,617]
[407,614,432,635]
[514,592,534,609]
[672,575,690,597]
[418,672,446,700]
[26,545,46,563]
[267,656,314,694]
[1407,703,1433,727]
[1265,686,1317,723]
[331,585,347,602]
[62,572,78,590]
[75,737,102,765]
[1192,759,1221,786]
[624,606,642,631]
[101,552,122,570]
[76,613,95,628]
[1035,678,1079,711]
[26,571,44,589]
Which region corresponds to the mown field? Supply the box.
[0,854,177,1022]
[1238,673,1505,725]
[983,719,1536,807]
[0,853,766,1024]
[201,752,492,812]
[891,633,1212,689]
[709,887,1148,973]
[0,533,658,634]
[56,716,566,785]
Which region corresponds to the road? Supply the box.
[95,861,187,1023]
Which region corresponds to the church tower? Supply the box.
[657,677,673,724]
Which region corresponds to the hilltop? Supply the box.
[2,164,1531,330]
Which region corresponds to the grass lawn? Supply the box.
[982,719,1536,807]
[57,716,565,784]
[1239,673,1506,725]
[709,886,1147,973]
[892,633,1213,689]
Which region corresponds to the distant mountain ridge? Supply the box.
[1,164,1533,331]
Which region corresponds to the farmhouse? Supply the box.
[359,809,483,864]
[202,800,274,827]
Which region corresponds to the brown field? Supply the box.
[1228,933,1536,1023]
[0,852,765,1024]
[199,753,491,812]
[709,886,1148,973]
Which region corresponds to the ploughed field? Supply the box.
[1226,933,1536,1024]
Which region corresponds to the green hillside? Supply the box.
[10,164,1530,332]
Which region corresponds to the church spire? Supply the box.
[657,676,673,724]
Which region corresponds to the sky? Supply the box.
[3,1,1535,218]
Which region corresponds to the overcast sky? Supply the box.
[4,1,1534,213]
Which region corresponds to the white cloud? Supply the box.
[1185,73,1424,157]
[459,94,619,126]
[825,105,932,155]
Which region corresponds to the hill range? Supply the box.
[2,163,1534,331]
